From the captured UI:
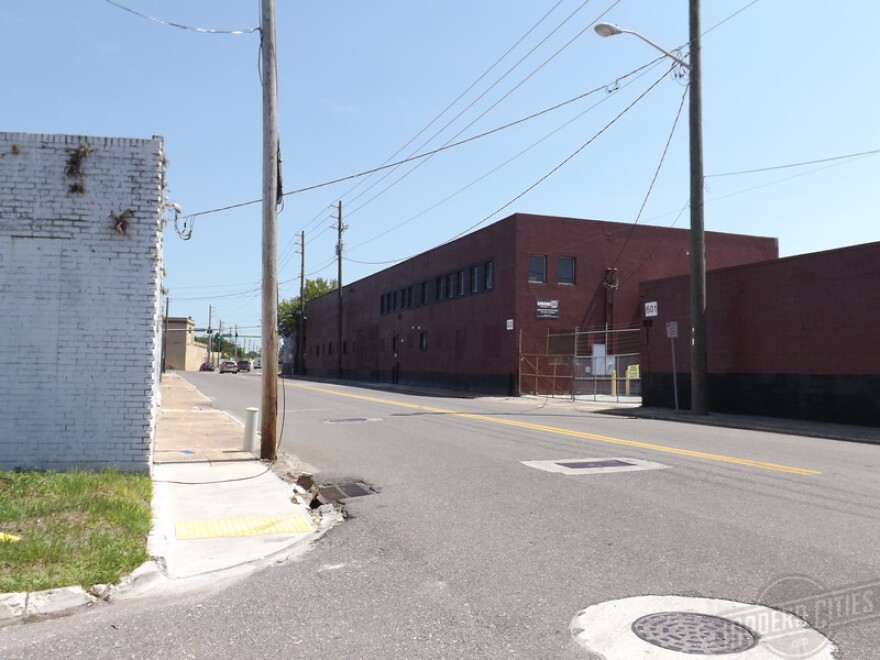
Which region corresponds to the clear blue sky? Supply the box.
[5,1,878,351]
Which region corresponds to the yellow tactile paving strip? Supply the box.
[176,514,314,540]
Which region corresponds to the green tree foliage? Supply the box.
[278,277,337,338]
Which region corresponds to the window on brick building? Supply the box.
[484,261,494,290]
[558,256,576,285]
[528,255,546,283]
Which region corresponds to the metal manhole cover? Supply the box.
[557,459,633,469]
[521,457,668,475]
[632,611,759,654]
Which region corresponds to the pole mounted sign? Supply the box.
[667,320,680,411]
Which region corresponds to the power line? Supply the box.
[343,0,625,220]
[329,0,570,208]
[347,57,665,254]
[706,147,880,178]
[183,58,662,224]
[102,0,259,34]
[446,69,673,243]
[702,0,763,37]
[612,80,689,269]
[348,67,673,268]
[342,0,607,214]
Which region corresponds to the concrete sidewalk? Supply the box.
[144,373,319,584]
[0,373,322,626]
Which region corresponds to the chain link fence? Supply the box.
[519,328,641,401]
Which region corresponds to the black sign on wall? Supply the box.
[536,299,560,319]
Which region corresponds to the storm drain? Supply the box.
[521,457,669,475]
[318,481,376,503]
[631,611,759,654]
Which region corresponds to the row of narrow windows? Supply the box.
[380,261,494,315]
[315,333,429,357]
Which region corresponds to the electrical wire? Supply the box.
[153,464,274,486]
[702,0,763,37]
[617,145,879,286]
[703,152,876,206]
[342,0,606,212]
[347,57,665,254]
[706,147,880,178]
[611,80,689,269]
[340,67,672,268]
[103,0,259,34]
[445,69,673,243]
[171,285,260,302]
[343,0,625,220]
[332,0,570,206]
[182,60,659,223]
[617,198,690,287]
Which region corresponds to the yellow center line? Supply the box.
[288,383,820,476]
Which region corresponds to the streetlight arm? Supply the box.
[623,29,690,69]
[594,22,689,69]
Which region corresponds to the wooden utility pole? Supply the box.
[688,0,708,415]
[297,230,305,375]
[335,201,343,380]
[260,0,279,460]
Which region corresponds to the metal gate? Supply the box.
[519,327,641,401]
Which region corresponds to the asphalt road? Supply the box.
[2,373,878,659]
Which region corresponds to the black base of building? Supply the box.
[307,368,514,396]
[643,372,880,427]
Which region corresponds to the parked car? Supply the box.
[199,362,215,372]
[237,360,251,372]
[253,359,262,369]
[219,360,239,374]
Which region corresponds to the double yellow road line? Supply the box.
[288,383,820,476]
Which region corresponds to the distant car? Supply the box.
[219,360,239,374]
[237,360,251,372]
[253,359,262,369]
[199,362,214,372]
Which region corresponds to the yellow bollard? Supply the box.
[625,364,640,396]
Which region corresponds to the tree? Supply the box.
[278,277,337,338]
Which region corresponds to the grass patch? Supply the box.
[0,469,152,593]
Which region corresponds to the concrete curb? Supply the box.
[0,587,97,628]
[0,503,342,627]
[600,406,880,445]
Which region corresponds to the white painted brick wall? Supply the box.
[0,131,165,473]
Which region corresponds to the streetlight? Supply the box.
[594,22,689,69]
[594,2,708,416]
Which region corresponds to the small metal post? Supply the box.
[670,336,679,412]
[244,407,260,453]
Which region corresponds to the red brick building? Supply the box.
[640,241,880,425]
[304,213,778,394]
